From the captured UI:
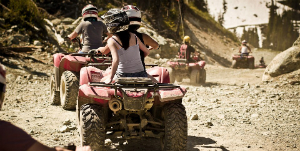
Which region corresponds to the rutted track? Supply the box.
[1,50,300,151]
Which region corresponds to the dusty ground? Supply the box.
[0,49,300,151]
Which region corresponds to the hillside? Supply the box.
[0,0,240,67]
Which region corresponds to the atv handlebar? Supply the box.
[64,37,82,50]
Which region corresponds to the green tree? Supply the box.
[8,0,44,27]
[263,0,299,50]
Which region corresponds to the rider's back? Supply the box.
[75,20,107,52]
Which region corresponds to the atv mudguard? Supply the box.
[80,66,111,85]
[78,83,186,106]
[53,53,88,90]
[188,61,206,68]
[232,54,254,61]
[147,66,170,83]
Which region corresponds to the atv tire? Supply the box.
[199,69,206,85]
[80,104,106,151]
[161,102,187,151]
[176,76,183,82]
[166,67,175,83]
[248,60,255,69]
[231,60,237,68]
[60,71,79,110]
[50,74,60,105]
[190,69,201,84]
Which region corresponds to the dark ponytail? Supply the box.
[115,30,131,50]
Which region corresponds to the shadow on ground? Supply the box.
[104,135,227,151]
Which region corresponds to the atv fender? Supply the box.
[80,66,106,85]
[158,87,186,102]
[147,67,170,83]
[78,84,186,104]
[53,53,65,68]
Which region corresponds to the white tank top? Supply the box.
[112,37,144,73]
[241,46,248,53]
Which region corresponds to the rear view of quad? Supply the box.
[76,66,187,151]
[231,53,255,69]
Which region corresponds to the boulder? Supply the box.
[72,17,82,25]
[293,36,300,47]
[62,17,75,24]
[33,40,42,46]
[51,18,61,26]
[137,27,180,58]
[0,18,5,24]
[7,34,30,45]
[262,46,300,81]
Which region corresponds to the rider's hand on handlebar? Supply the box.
[104,78,112,84]
[88,50,98,55]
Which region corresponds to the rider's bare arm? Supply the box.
[142,34,159,50]
[106,38,119,83]
[68,31,78,41]
[137,37,150,57]
[97,45,111,55]
[103,32,113,43]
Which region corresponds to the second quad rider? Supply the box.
[178,36,196,63]
[68,4,111,53]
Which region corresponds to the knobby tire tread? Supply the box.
[80,104,106,151]
[61,71,79,110]
[163,103,187,151]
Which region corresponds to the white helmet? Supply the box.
[82,4,98,20]
[121,5,141,25]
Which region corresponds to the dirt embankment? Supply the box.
[0,48,300,151]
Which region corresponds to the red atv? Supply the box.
[166,53,206,85]
[50,38,111,110]
[76,66,187,151]
[231,53,255,69]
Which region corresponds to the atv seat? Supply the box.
[116,77,153,85]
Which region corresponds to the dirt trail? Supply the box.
[1,50,300,151]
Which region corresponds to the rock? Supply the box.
[7,34,30,45]
[190,114,199,120]
[63,120,72,126]
[62,17,75,24]
[60,126,70,133]
[137,27,180,58]
[105,139,112,145]
[11,25,18,31]
[33,40,42,46]
[72,17,82,25]
[251,113,259,118]
[262,46,300,81]
[0,18,5,24]
[51,18,62,26]
[293,36,300,47]
[206,121,214,127]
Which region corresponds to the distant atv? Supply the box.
[231,53,255,69]
[76,66,187,151]
[166,56,206,85]
[50,38,111,110]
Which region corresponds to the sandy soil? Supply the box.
[0,49,300,151]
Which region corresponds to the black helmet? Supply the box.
[102,9,130,33]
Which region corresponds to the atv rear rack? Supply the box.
[88,82,180,89]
